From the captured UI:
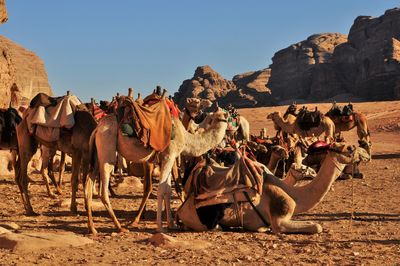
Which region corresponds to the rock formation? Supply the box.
[174,65,272,108]
[267,33,348,102]
[333,8,400,100]
[176,8,400,106]
[0,36,52,108]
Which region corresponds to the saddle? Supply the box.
[29,93,60,108]
[296,107,322,131]
[183,154,263,208]
[326,103,354,122]
[178,153,265,231]
[118,95,172,152]
[307,140,331,155]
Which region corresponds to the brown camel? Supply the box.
[267,111,335,142]
[179,142,370,234]
[15,108,97,215]
[85,101,228,234]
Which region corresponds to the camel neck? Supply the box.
[267,153,281,174]
[273,114,294,134]
[183,120,227,157]
[293,153,345,214]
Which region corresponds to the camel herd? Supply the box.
[0,88,372,235]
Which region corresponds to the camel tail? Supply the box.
[88,129,98,173]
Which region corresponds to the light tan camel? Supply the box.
[85,107,228,234]
[267,111,335,142]
[15,110,97,215]
[216,143,370,234]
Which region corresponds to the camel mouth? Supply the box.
[353,146,370,162]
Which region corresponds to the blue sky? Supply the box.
[1,1,398,102]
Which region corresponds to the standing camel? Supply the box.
[85,105,228,234]
[267,111,335,142]
[15,108,97,215]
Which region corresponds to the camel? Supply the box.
[326,103,371,158]
[84,104,228,234]
[0,107,21,171]
[181,98,212,133]
[15,106,97,215]
[267,111,335,142]
[184,142,369,234]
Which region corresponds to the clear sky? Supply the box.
[1,1,398,102]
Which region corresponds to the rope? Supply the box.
[350,162,355,231]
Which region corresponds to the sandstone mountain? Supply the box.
[175,8,400,107]
[0,36,52,108]
[173,66,271,109]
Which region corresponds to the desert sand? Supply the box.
[0,101,399,265]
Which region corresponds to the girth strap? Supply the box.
[243,191,270,227]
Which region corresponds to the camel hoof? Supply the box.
[26,210,40,217]
[338,174,352,180]
[48,193,57,199]
[353,173,364,179]
[257,227,269,233]
[118,227,129,233]
[89,228,98,235]
[70,206,78,215]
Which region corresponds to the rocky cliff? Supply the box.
[174,65,272,108]
[0,0,7,24]
[332,8,400,100]
[174,66,269,108]
[267,33,348,102]
[0,36,52,108]
[175,8,400,107]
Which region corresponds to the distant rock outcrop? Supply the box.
[267,33,348,101]
[333,8,400,100]
[176,8,400,106]
[0,0,7,24]
[174,65,271,108]
[0,36,52,108]
[268,8,400,103]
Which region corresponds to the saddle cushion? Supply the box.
[307,140,331,154]
[184,155,263,208]
[120,96,172,152]
[297,110,322,131]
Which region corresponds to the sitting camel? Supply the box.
[178,142,369,234]
[85,101,228,234]
[15,94,97,216]
[267,110,335,142]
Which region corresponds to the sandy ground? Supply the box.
[0,101,399,265]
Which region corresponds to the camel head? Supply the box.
[266,111,279,120]
[270,145,289,160]
[185,98,212,118]
[328,142,370,164]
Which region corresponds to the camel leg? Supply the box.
[99,162,127,233]
[266,185,322,234]
[47,149,63,195]
[157,154,175,231]
[70,151,82,214]
[40,147,56,198]
[171,161,184,202]
[132,162,154,225]
[84,162,98,234]
[15,129,37,215]
[58,151,66,187]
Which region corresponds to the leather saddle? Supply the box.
[296,107,322,131]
